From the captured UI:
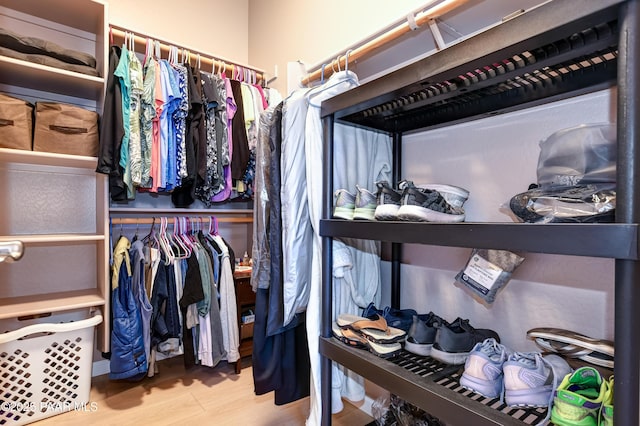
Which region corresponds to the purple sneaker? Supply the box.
[460,338,512,398]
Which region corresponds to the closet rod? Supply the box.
[109,25,266,84]
[300,0,469,86]
[111,217,252,225]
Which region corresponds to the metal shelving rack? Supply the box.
[319,1,638,425]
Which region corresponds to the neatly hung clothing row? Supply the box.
[97,35,283,207]
[250,71,393,424]
[109,217,240,381]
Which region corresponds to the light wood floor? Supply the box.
[35,357,373,426]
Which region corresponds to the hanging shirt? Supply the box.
[211,77,236,202]
[151,59,165,192]
[113,44,132,198]
[213,235,239,363]
[173,63,189,184]
[229,79,250,181]
[280,88,313,328]
[128,50,144,189]
[130,239,153,364]
[159,60,180,191]
[140,56,157,188]
[194,72,219,206]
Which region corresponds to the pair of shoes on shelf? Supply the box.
[375,180,468,223]
[362,302,417,333]
[334,313,407,358]
[527,327,614,369]
[460,338,572,413]
[429,317,500,365]
[404,312,446,356]
[550,367,612,426]
[333,185,377,220]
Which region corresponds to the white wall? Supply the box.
[248,0,428,93]
[106,0,249,64]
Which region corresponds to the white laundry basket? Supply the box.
[0,309,102,425]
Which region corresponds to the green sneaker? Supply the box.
[550,366,607,426]
[601,375,613,426]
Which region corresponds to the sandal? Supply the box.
[336,313,388,332]
[336,313,407,343]
[333,323,402,358]
[527,327,614,368]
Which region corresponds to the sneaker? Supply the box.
[459,338,512,398]
[601,375,613,426]
[333,189,356,220]
[397,181,465,223]
[362,302,417,333]
[405,313,446,356]
[421,183,470,208]
[430,318,500,365]
[353,185,377,220]
[503,352,572,408]
[550,366,607,426]
[374,180,403,221]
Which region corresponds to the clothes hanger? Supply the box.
[129,31,135,53]
[307,50,358,108]
[180,217,194,256]
[144,38,153,66]
[132,220,140,242]
[154,40,161,60]
[158,217,175,264]
[170,216,190,259]
[208,216,219,236]
[142,217,156,245]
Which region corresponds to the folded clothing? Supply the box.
[0,27,98,76]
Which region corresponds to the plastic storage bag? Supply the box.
[536,123,616,187]
[509,183,616,223]
[455,249,525,304]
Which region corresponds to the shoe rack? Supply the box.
[319,1,636,425]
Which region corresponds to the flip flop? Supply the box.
[332,322,367,349]
[336,313,407,343]
[527,327,614,368]
[332,324,402,358]
[336,313,388,332]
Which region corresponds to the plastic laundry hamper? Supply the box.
[0,310,102,425]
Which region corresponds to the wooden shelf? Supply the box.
[0,0,105,34]
[0,148,98,169]
[0,234,105,244]
[0,55,104,100]
[0,289,105,320]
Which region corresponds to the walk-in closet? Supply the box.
[0,1,635,425]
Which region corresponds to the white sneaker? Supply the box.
[397,182,465,222]
[503,352,572,408]
[333,189,356,220]
[353,185,377,220]
[374,180,403,221]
